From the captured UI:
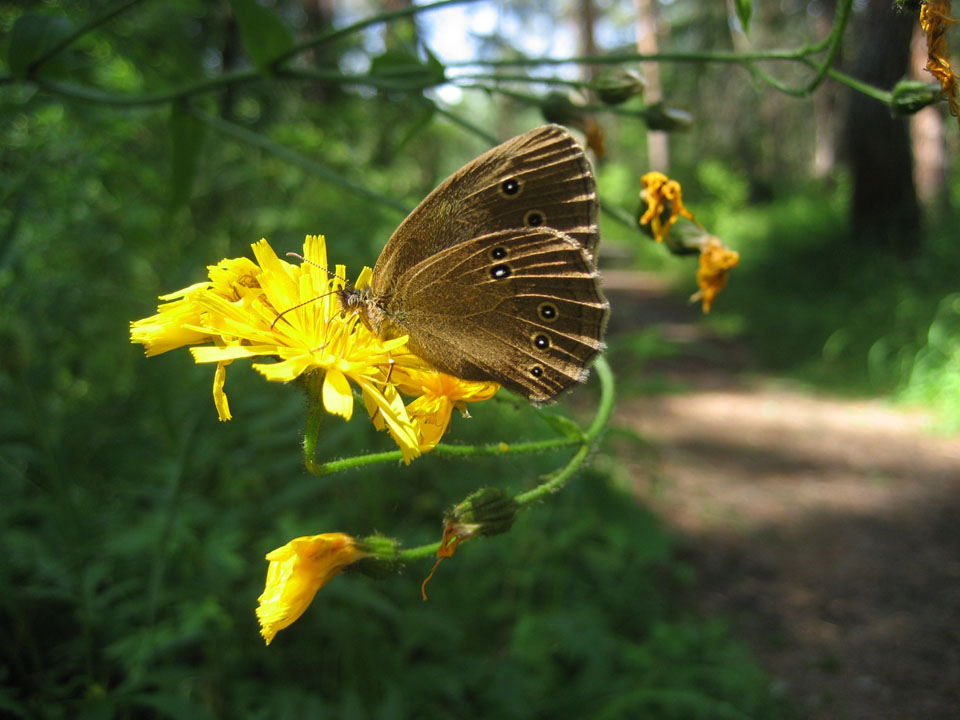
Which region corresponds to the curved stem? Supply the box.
[270,0,481,69]
[799,0,853,94]
[34,71,261,107]
[394,355,615,563]
[446,48,819,70]
[28,0,148,76]
[432,104,499,144]
[187,107,412,215]
[308,435,579,475]
[746,0,854,97]
[515,355,613,506]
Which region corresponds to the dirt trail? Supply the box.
[603,272,960,720]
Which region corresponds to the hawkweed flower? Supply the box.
[920,0,960,125]
[130,235,497,462]
[693,236,740,312]
[256,533,369,644]
[390,367,500,452]
[638,171,701,244]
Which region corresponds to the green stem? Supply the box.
[270,0,482,69]
[602,203,638,230]
[34,71,260,107]
[516,355,613,506]
[799,0,853,94]
[433,105,499,144]
[446,48,820,70]
[277,67,442,92]
[394,355,615,563]
[746,0,853,97]
[302,375,326,474]
[456,83,657,119]
[28,0,148,76]
[806,61,892,104]
[451,72,593,89]
[308,435,578,475]
[187,107,412,215]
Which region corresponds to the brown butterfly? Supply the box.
[339,125,608,404]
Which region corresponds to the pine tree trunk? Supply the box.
[841,0,922,257]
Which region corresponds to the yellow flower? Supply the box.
[391,368,500,452]
[638,171,701,244]
[256,533,368,645]
[920,0,960,126]
[131,235,501,460]
[130,235,424,459]
[693,236,740,313]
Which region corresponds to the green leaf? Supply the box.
[7,13,73,80]
[227,0,295,71]
[368,47,446,91]
[535,410,584,441]
[735,0,753,33]
[169,104,206,210]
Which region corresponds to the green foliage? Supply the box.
[13,0,937,716]
[897,293,960,430]
[7,12,73,79]
[697,169,960,427]
[226,0,295,71]
[169,103,206,210]
[734,0,753,34]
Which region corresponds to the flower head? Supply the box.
[256,533,368,644]
[638,171,701,244]
[130,235,499,461]
[920,0,960,126]
[391,367,500,452]
[693,236,740,313]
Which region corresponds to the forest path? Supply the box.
[602,271,960,720]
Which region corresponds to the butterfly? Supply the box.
[339,125,608,404]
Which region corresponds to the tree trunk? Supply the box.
[910,21,950,211]
[635,0,669,171]
[841,0,922,257]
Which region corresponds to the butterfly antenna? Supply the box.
[270,288,340,330]
[286,252,338,277]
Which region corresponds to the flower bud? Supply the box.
[642,102,694,132]
[889,79,943,115]
[594,69,647,105]
[540,91,585,126]
[446,487,519,538]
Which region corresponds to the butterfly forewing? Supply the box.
[372,125,598,297]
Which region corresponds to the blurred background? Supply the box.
[2,0,959,718]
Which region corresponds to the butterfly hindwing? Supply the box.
[388,228,608,402]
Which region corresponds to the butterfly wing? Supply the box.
[386,228,608,403]
[372,125,598,297]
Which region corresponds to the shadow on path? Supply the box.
[603,274,960,720]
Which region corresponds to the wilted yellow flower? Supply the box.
[584,119,606,159]
[638,171,700,243]
[256,533,369,644]
[920,0,960,125]
[693,236,740,313]
[131,235,499,462]
[391,368,500,452]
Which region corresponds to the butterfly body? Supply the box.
[339,125,608,404]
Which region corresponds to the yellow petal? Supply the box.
[213,361,232,421]
[256,533,366,645]
[322,367,354,420]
